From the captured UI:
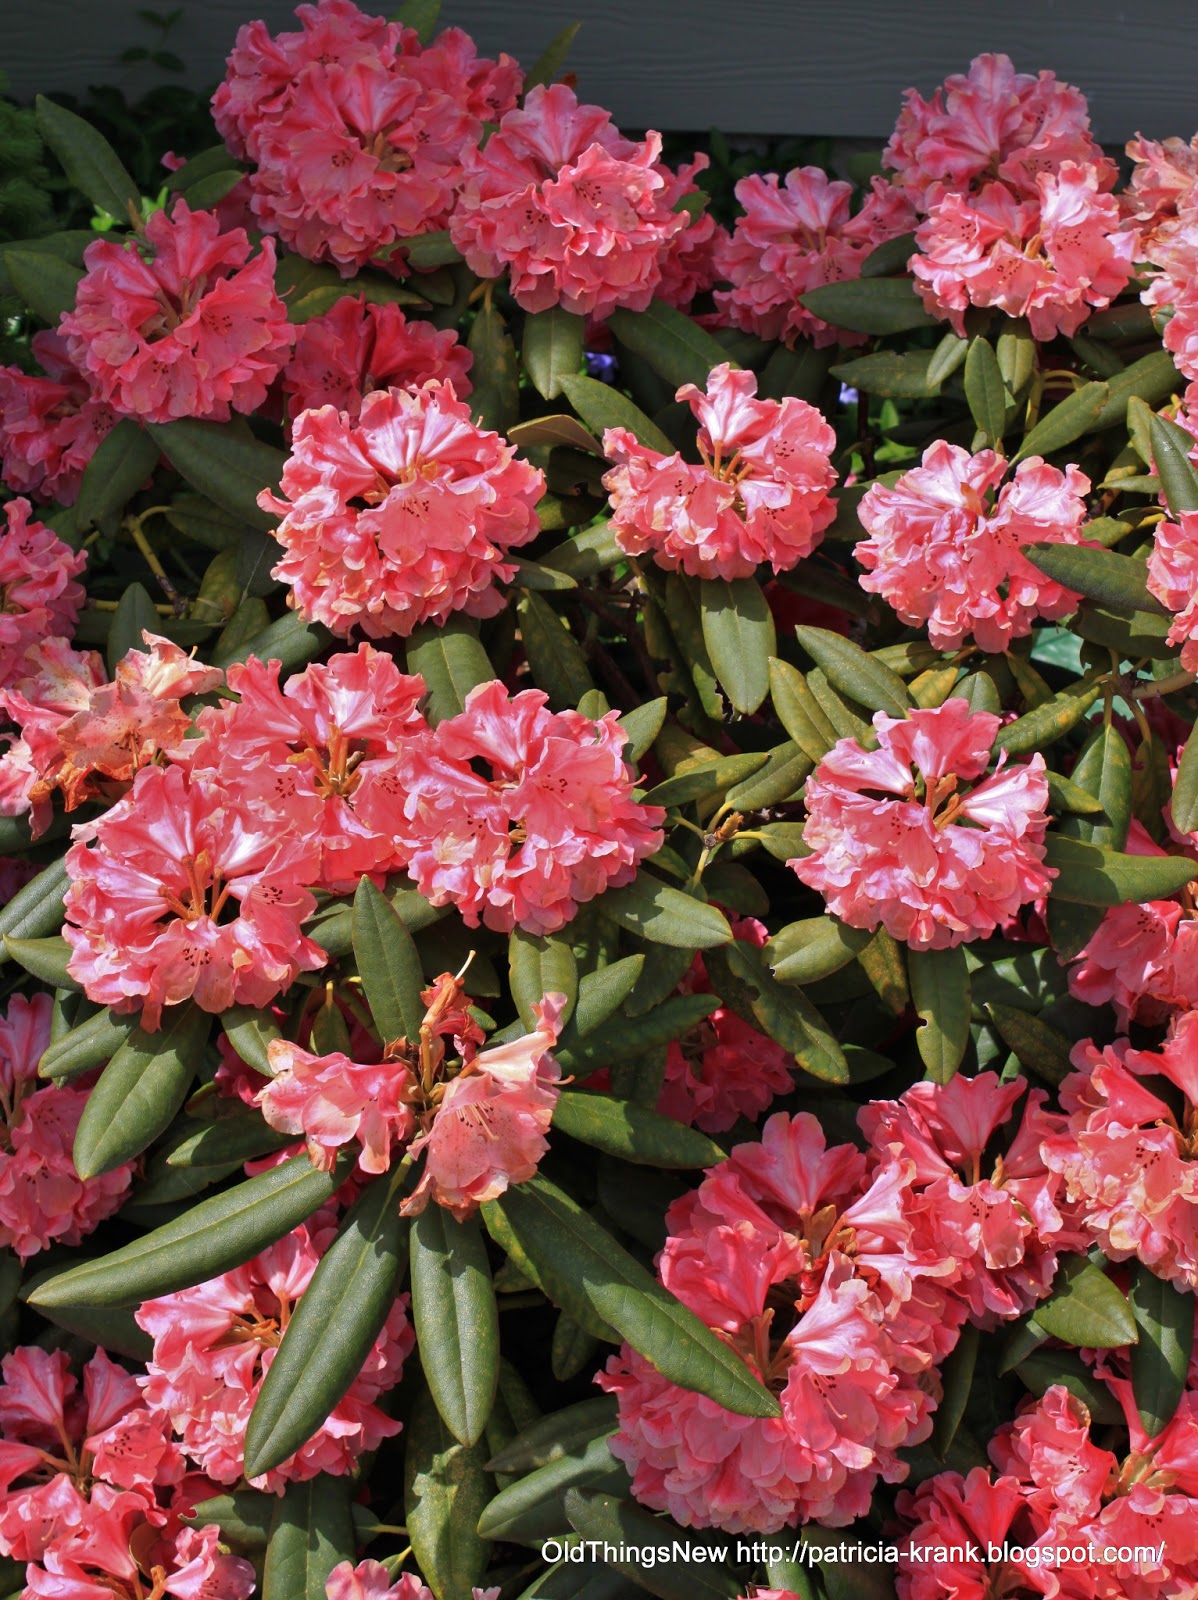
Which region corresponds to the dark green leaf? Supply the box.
[1013,382,1109,461]
[483,1177,779,1417]
[963,337,1007,446]
[829,349,937,399]
[477,1433,625,1545]
[541,522,626,579]
[164,1116,292,1170]
[767,656,838,759]
[552,1091,725,1168]
[926,331,969,389]
[723,742,813,811]
[933,1322,979,1459]
[1150,410,1198,516]
[353,876,425,1047]
[994,679,1103,756]
[1034,1257,1138,1348]
[1174,727,1198,834]
[524,20,583,89]
[216,609,331,672]
[2,248,83,323]
[563,1491,738,1600]
[794,624,911,716]
[262,1476,354,1600]
[39,1008,133,1082]
[720,939,848,1083]
[405,1382,492,1600]
[644,751,769,808]
[73,1004,210,1179]
[75,419,158,530]
[0,856,69,949]
[149,419,284,532]
[509,930,578,1032]
[1130,1263,1195,1438]
[1014,1350,1124,1423]
[518,590,594,709]
[406,615,493,723]
[411,1207,500,1446]
[523,306,585,400]
[36,96,140,218]
[485,1397,616,1474]
[2,935,79,989]
[699,577,775,715]
[1022,543,1163,615]
[558,374,674,454]
[766,916,872,985]
[985,1002,1072,1085]
[106,581,160,674]
[799,276,936,335]
[607,299,731,389]
[566,957,645,1040]
[468,302,519,434]
[1046,836,1198,905]
[909,944,971,1083]
[184,1491,276,1551]
[245,1172,408,1478]
[391,0,440,42]
[600,876,731,949]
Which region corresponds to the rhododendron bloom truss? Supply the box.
[263,382,543,638]
[0,499,87,690]
[792,698,1054,949]
[63,763,326,1029]
[0,331,118,506]
[855,440,1089,652]
[389,681,665,934]
[603,363,838,582]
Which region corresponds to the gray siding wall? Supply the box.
[3,0,1195,142]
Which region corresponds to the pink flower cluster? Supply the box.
[449,84,693,319]
[326,1564,498,1600]
[137,1205,413,1489]
[885,55,1134,338]
[0,631,222,838]
[792,698,1054,950]
[898,1381,1198,1599]
[0,1343,254,1600]
[855,441,1090,652]
[0,499,87,690]
[713,167,916,347]
[1042,1013,1198,1291]
[601,1073,1070,1537]
[603,363,838,583]
[389,681,665,934]
[0,332,117,505]
[262,382,543,639]
[214,0,522,274]
[1148,510,1198,673]
[59,202,294,424]
[282,294,472,425]
[0,993,133,1259]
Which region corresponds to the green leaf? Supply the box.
[994,679,1103,756]
[1150,410,1198,516]
[1034,1258,1138,1349]
[222,1004,282,1076]
[28,1153,344,1308]
[106,581,160,674]
[558,374,674,454]
[75,419,158,531]
[1093,350,1180,428]
[909,944,971,1083]
[1046,836,1198,905]
[36,97,140,218]
[245,1172,408,1478]
[559,961,642,1047]
[477,1432,625,1545]
[39,1008,134,1083]
[829,348,937,399]
[644,751,769,808]
[985,1002,1072,1085]
[722,742,813,811]
[563,1490,738,1600]
[698,577,775,715]
[1130,1263,1195,1438]
[164,1116,292,1170]
[607,299,732,389]
[926,330,969,389]
[262,1476,354,1600]
[600,876,731,949]
[996,317,1037,396]
[391,0,441,43]
[0,856,69,949]
[406,616,492,723]
[509,930,578,1032]
[484,1176,778,1417]
[523,306,585,400]
[524,20,583,89]
[1045,771,1106,818]
[468,302,519,434]
[216,609,331,672]
[511,556,578,592]
[1013,381,1109,462]
[2,248,83,322]
[2,935,78,989]
[554,995,718,1079]
[410,1207,500,1447]
[149,419,284,531]
[933,1322,979,1459]
[517,591,594,709]
[552,1091,725,1168]
[766,916,872,985]
[353,876,425,1047]
[541,522,626,579]
[718,939,847,1083]
[767,656,838,759]
[184,1491,276,1551]
[405,1382,492,1600]
[73,1004,210,1179]
[1022,543,1163,616]
[964,337,1008,446]
[794,624,911,716]
[799,275,936,335]
[486,1397,616,1474]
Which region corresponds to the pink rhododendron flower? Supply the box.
[137,1208,413,1489]
[187,644,426,893]
[449,83,692,318]
[911,165,1136,341]
[24,1518,256,1600]
[403,992,565,1219]
[260,1039,416,1175]
[0,993,134,1260]
[713,167,917,347]
[262,382,543,638]
[0,332,118,505]
[387,680,664,934]
[282,294,472,424]
[654,156,725,314]
[1148,509,1198,672]
[791,698,1054,950]
[600,1113,956,1534]
[855,440,1089,651]
[1041,1014,1198,1291]
[885,53,1112,211]
[59,202,294,423]
[0,632,222,838]
[859,1072,1078,1325]
[1127,132,1198,229]
[62,762,325,1030]
[603,362,838,582]
[895,1467,1053,1600]
[0,500,87,689]
[325,1565,499,1600]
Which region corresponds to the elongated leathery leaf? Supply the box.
[410,1206,500,1446]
